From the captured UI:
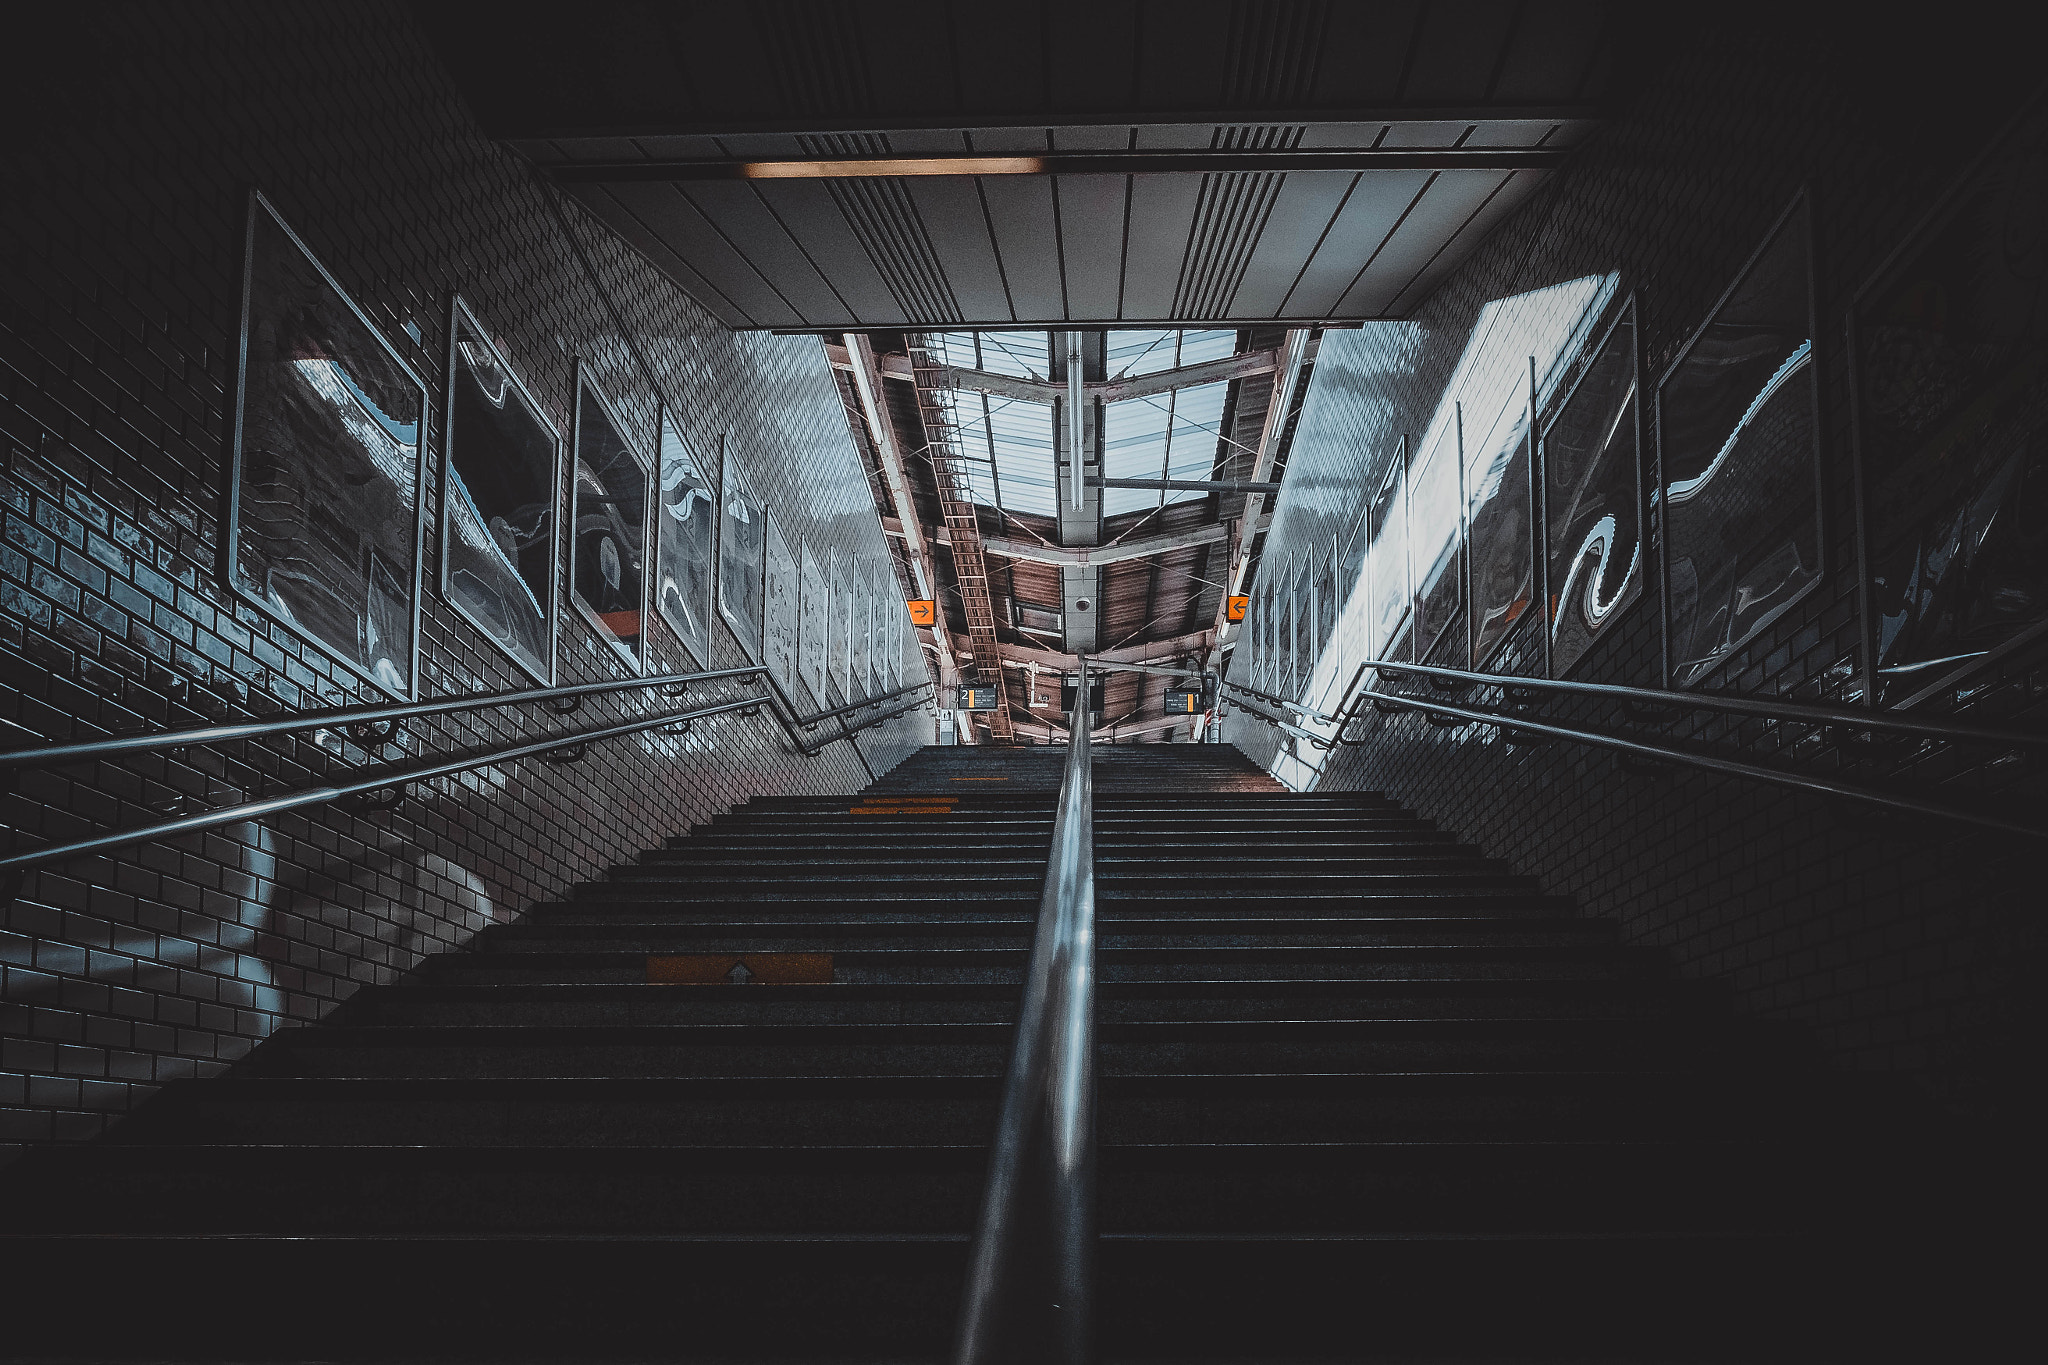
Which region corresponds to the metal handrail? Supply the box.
[0,665,930,770]
[1228,682,2048,841]
[1227,656,2048,752]
[956,656,1096,1363]
[0,675,935,875]
[0,695,766,876]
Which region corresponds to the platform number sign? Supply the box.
[1164,686,1204,714]
[956,685,1000,711]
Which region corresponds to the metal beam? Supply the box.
[1088,477,1282,494]
[929,347,1282,406]
[549,147,1571,183]
[983,523,1226,567]
[1212,328,1312,656]
[1092,348,1283,404]
[516,108,1600,140]
[845,335,959,698]
[909,340,1015,741]
[992,630,1215,672]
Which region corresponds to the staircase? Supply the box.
[4,745,1834,1360]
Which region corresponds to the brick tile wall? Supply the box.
[0,2,932,1151]
[1230,35,2043,1106]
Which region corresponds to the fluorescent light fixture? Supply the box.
[741,156,1047,179]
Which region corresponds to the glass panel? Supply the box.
[1105,329,1178,377]
[231,200,426,696]
[827,553,848,703]
[443,305,557,684]
[1466,372,1535,669]
[655,404,716,668]
[1410,417,1463,661]
[851,571,870,698]
[763,515,798,699]
[1546,313,1642,677]
[1661,200,1819,687]
[571,373,650,668]
[1856,105,2048,703]
[1364,452,1409,660]
[800,541,827,707]
[716,449,766,661]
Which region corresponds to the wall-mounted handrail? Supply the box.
[956,656,1095,1364]
[0,665,930,771]
[0,694,775,876]
[1228,656,2048,753]
[1230,681,2047,841]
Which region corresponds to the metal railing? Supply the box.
[1222,656,2048,841]
[0,666,932,876]
[956,656,1096,1364]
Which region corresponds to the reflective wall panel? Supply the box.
[827,552,848,702]
[655,405,715,668]
[716,445,766,661]
[1363,446,1409,661]
[1410,416,1464,662]
[570,367,652,669]
[800,540,827,706]
[1659,197,1821,687]
[763,513,798,698]
[442,297,559,684]
[1545,307,1643,677]
[1466,376,1535,668]
[228,194,427,697]
[1854,103,2048,704]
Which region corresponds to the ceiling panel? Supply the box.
[679,183,853,327]
[1229,171,1361,318]
[1280,169,1436,317]
[1334,169,1514,317]
[1119,174,1205,320]
[749,180,908,325]
[900,178,1010,323]
[1056,175,1131,321]
[977,176,1064,320]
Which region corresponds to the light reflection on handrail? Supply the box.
[0,695,775,876]
[1227,656,2048,753]
[956,656,1095,1363]
[1231,681,2047,841]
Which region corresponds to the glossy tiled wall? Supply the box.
[0,3,929,1149]
[1231,40,2043,1100]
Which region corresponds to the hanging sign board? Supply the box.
[956,685,1000,711]
[1164,686,1204,714]
[907,599,936,627]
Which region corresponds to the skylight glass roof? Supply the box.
[925,330,1242,519]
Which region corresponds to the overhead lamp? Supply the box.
[741,156,1047,180]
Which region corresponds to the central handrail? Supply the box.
[956,656,1096,1364]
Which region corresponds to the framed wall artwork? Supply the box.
[569,364,653,672]
[1467,370,1537,670]
[716,443,766,663]
[1409,412,1465,665]
[827,550,848,704]
[440,295,560,685]
[225,192,429,698]
[763,512,798,699]
[1543,301,1644,678]
[1363,441,1409,663]
[1850,97,2048,707]
[799,539,827,707]
[654,402,715,669]
[1657,193,1822,688]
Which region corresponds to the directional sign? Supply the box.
[956,685,1000,710]
[907,599,936,627]
[1226,595,1250,622]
